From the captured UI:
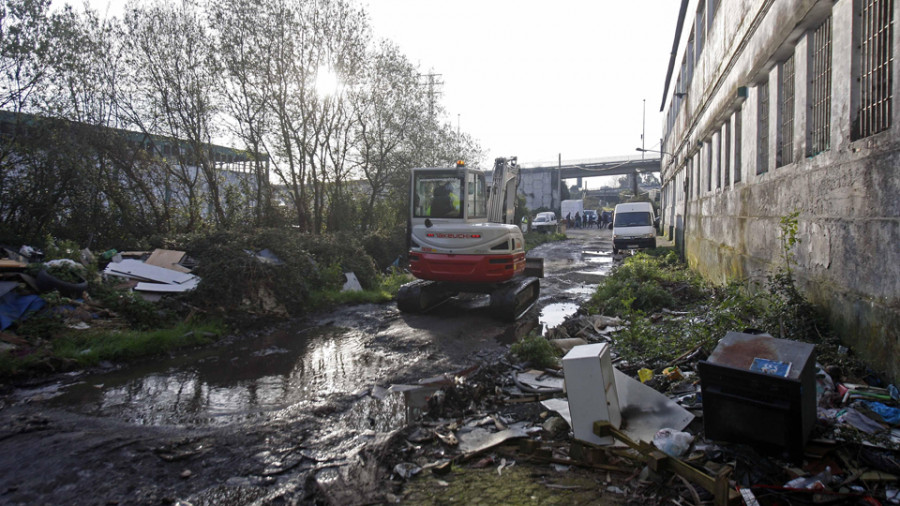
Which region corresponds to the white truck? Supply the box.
[560,199,584,225]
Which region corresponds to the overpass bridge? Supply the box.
[514,154,661,212]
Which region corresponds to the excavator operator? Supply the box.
[431,182,460,218]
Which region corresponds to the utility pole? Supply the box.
[634,99,645,197]
[557,153,562,210]
[418,73,443,166]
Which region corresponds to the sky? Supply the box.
[363,1,682,167]
[80,0,681,172]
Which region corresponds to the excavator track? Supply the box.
[396,279,457,314]
[397,276,540,321]
[489,276,541,322]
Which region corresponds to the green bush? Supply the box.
[163,228,381,316]
[361,225,408,271]
[586,252,701,315]
[582,249,833,369]
[89,278,176,330]
[510,333,559,369]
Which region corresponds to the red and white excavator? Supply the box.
[397,156,543,321]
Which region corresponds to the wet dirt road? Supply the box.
[0,227,614,505]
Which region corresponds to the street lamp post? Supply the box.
[635,147,673,156]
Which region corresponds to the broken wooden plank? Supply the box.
[144,249,191,273]
[594,420,741,506]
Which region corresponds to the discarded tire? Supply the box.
[36,269,87,298]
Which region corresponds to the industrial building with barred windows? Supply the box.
[658,0,899,381]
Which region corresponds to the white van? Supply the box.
[531,211,558,233]
[612,202,656,254]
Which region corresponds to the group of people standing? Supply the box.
[565,212,596,229]
[564,210,613,229]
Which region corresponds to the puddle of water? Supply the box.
[563,285,596,296]
[539,302,578,335]
[44,325,406,428]
[573,265,614,278]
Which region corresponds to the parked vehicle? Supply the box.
[561,199,584,226]
[531,211,558,233]
[583,209,598,228]
[612,202,657,254]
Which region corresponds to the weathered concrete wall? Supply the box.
[685,145,900,383]
[661,0,900,382]
[517,168,559,212]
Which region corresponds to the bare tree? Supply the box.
[261,0,369,233]
[121,0,223,230]
[207,0,275,227]
[352,41,429,232]
[0,0,54,230]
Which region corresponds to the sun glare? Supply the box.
[315,67,340,96]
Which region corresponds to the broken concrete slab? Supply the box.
[104,259,196,285]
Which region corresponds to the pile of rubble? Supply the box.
[376,316,900,505]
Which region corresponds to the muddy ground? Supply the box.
[0,228,622,505]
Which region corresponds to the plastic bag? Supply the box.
[652,428,694,457]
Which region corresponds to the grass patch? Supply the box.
[51,320,226,367]
[0,320,226,378]
[309,268,414,310]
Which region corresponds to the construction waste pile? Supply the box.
[0,245,199,361]
[378,316,900,505]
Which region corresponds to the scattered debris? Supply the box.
[375,320,898,506]
[341,272,363,292]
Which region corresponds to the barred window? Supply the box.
[696,5,706,59]
[688,158,694,200]
[695,153,701,197]
[734,107,742,183]
[808,17,832,155]
[716,131,722,189]
[687,36,695,85]
[724,121,731,187]
[778,54,795,167]
[757,80,770,174]
[853,0,894,139]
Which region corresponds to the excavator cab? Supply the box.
[411,164,486,223]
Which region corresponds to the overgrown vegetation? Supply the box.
[578,217,836,371]
[2,226,413,379]
[585,249,702,315]
[172,228,411,316]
